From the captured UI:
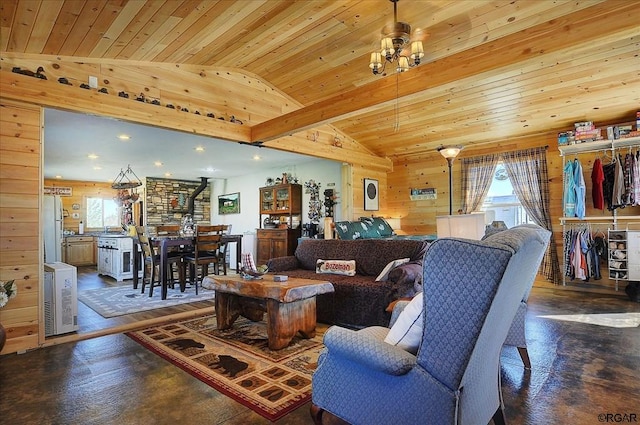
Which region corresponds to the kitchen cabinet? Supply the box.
[256,229,299,266]
[63,236,95,266]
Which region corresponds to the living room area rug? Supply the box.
[126,314,326,421]
[78,285,215,318]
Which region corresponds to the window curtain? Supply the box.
[501,146,561,284]
[460,154,499,214]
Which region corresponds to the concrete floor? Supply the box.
[0,287,638,425]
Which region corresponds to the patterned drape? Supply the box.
[501,147,561,283]
[461,154,499,214]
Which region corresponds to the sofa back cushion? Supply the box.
[295,239,428,276]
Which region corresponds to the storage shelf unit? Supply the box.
[257,184,302,266]
[559,135,640,292]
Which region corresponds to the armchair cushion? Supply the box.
[384,292,423,354]
[323,326,416,375]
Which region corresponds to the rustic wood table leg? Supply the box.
[266,297,317,350]
[215,291,240,329]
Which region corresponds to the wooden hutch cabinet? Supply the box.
[256,183,302,265]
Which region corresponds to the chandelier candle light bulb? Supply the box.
[369,0,423,75]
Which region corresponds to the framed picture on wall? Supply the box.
[364,178,379,211]
[218,192,240,214]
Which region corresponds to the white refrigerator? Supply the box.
[43,195,63,263]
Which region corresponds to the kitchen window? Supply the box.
[86,197,119,229]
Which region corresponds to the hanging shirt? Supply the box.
[563,161,576,217]
[612,154,625,209]
[591,158,605,210]
[634,151,640,206]
[603,162,616,210]
[573,159,586,219]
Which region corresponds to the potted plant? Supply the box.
[0,279,17,351]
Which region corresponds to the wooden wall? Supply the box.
[0,100,41,354]
[43,179,116,233]
[386,131,640,292]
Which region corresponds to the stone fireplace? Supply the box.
[145,177,210,227]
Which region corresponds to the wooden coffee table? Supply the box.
[203,275,334,350]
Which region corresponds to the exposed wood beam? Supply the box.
[251,1,639,142]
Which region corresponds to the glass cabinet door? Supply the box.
[261,189,274,212]
[276,188,290,211]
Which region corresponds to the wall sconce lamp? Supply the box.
[437,146,463,215]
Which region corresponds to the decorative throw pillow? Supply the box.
[375,258,410,281]
[384,292,423,354]
[241,252,257,272]
[334,221,363,240]
[316,259,357,276]
[361,217,394,237]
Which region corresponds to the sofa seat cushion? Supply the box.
[271,269,401,327]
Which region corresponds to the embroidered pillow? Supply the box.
[375,258,410,281]
[316,259,357,276]
[384,292,423,354]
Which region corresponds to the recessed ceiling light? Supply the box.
[195,146,205,152]
[93,166,102,170]
[164,172,172,177]
[204,167,216,173]
[88,154,98,159]
[55,175,62,179]
[154,161,163,167]
[253,155,261,160]
[118,134,130,140]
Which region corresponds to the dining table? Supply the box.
[132,233,243,300]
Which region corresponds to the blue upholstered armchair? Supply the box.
[310,225,550,425]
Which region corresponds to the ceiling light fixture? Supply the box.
[117,134,130,141]
[111,164,142,189]
[369,0,424,75]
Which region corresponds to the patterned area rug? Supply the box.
[78,285,215,318]
[127,314,326,421]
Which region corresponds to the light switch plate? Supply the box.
[88,76,98,89]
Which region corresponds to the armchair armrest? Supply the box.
[266,255,299,272]
[323,326,416,376]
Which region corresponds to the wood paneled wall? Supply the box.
[0,100,41,354]
[43,179,116,233]
[386,131,640,292]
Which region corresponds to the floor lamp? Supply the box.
[437,146,463,215]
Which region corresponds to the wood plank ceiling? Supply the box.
[1,0,639,160]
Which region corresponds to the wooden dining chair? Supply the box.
[156,224,186,285]
[216,224,230,275]
[135,226,164,297]
[182,224,225,294]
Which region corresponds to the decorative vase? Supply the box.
[0,322,6,352]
